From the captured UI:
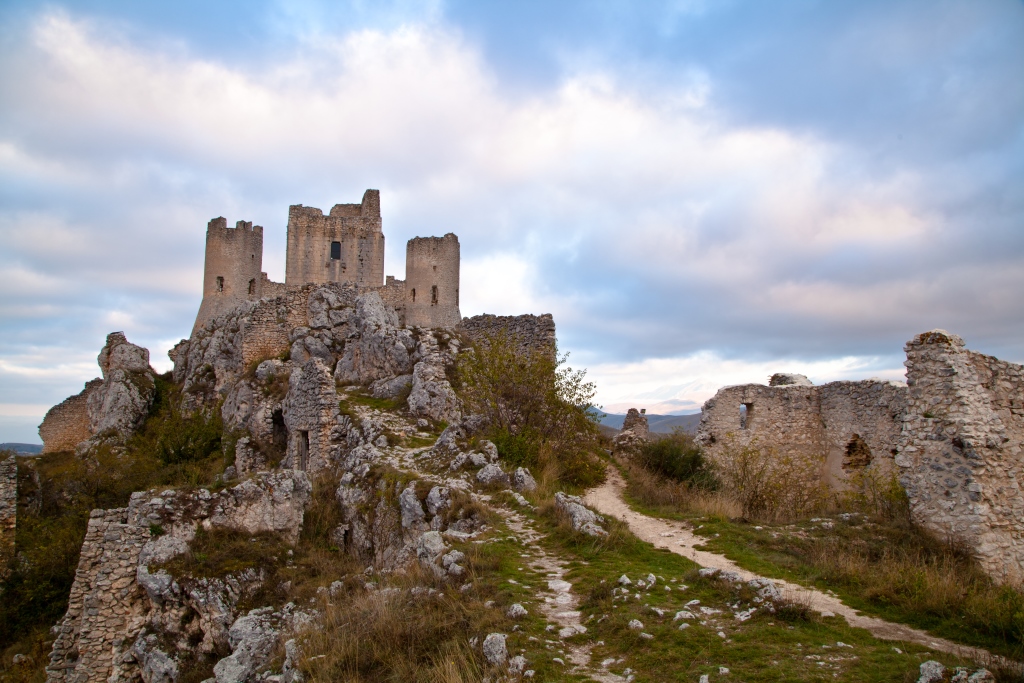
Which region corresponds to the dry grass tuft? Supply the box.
[622,458,742,520]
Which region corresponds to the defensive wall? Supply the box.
[896,330,1024,584]
[38,379,102,453]
[458,313,557,360]
[696,376,907,485]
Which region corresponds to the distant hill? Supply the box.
[1,442,43,455]
[597,412,701,434]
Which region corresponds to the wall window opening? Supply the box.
[433,265,437,272]
[272,410,287,456]
[740,403,753,429]
[843,434,873,470]
[431,285,438,304]
[216,276,224,292]
[330,241,341,260]
[456,288,459,305]
[298,430,309,471]
[411,288,416,303]
[248,279,256,295]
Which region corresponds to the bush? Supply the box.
[456,331,605,487]
[636,429,716,489]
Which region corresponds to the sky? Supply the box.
[1,0,1022,441]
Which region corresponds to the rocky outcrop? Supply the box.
[46,471,311,683]
[554,492,607,537]
[0,455,16,579]
[896,330,1024,584]
[408,332,460,423]
[85,332,157,443]
[613,408,649,453]
[333,292,416,386]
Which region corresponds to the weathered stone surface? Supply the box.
[399,482,427,530]
[769,373,813,387]
[0,455,17,580]
[554,492,607,537]
[408,333,460,423]
[283,358,346,475]
[613,407,649,453]
[39,379,102,453]
[896,330,1024,584]
[476,464,510,487]
[334,292,415,386]
[696,376,907,486]
[511,467,537,493]
[46,471,311,683]
[482,633,508,665]
[213,609,279,683]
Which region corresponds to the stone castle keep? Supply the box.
[193,189,462,335]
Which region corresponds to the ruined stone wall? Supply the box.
[283,358,347,475]
[404,234,461,329]
[458,313,557,360]
[0,455,16,580]
[285,190,384,289]
[39,379,102,453]
[46,508,150,683]
[696,379,907,484]
[378,275,408,325]
[193,218,265,336]
[896,330,1024,584]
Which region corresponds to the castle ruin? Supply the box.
[192,189,461,334]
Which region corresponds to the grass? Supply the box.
[618,455,1024,662]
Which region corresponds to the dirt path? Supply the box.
[584,467,1017,670]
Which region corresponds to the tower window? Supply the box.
[216,276,224,292]
[431,285,438,304]
[411,288,416,302]
[330,241,341,260]
[248,279,256,295]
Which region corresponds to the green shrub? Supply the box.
[636,429,717,490]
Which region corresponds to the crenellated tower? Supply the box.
[192,218,264,335]
[285,189,384,288]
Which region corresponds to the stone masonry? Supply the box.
[38,379,102,453]
[404,234,461,329]
[696,377,908,486]
[1,454,16,580]
[192,218,266,336]
[896,330,1024,584]
[458,313,557,360]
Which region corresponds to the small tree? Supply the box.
[455,330,604,486]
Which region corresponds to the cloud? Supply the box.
[0,4,1021,438]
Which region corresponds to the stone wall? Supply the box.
[379,275,408,324]
[284,358,348,475]
[39,379,102,453]
[193,218,266,336]
[285,190,384,289]
[46,507,150,683]
[46,472,311,682]
[458,313,557,360]
[696,378,907,485]
[896,330,1024,584]
[404,234,461,329]
[0,455,16,580]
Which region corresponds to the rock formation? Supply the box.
[613,408,650,453]
[0,454,15,579]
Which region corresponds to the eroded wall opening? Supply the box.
[248,279,256,295]
[843,434,873,469]
[272,409,288,456]
[740,403,753,429]
[431,285,438,304]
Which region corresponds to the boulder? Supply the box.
[511,467,537,493]
[482,633,508,665]
[85,332,156,442]
[477,464,510,487]
[554,492,607,537]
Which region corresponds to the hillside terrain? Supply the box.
[1,288,1020,683]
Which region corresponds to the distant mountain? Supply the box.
[597,412,701,434]
[1,442,43,455]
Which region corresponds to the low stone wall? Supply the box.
[896,330,1024,584]
[696,379,907,484]
[458,313,557,360]
[38,379,102,453]
[0,455,16,580]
